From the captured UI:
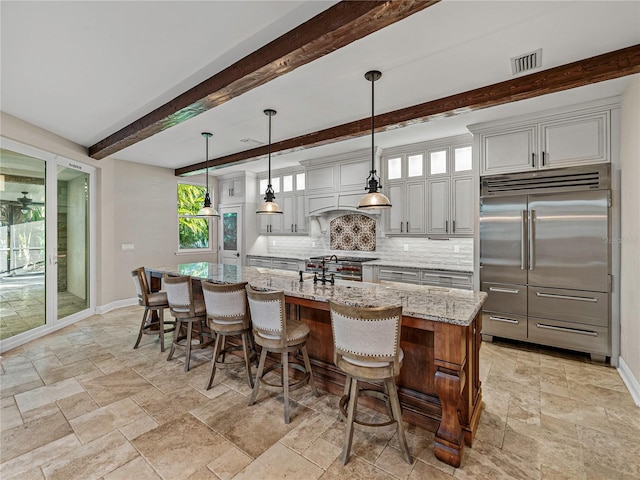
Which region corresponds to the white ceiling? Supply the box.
[2,1,639,177]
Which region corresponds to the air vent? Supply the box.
[482,165,610,197]
[511,49,542,75]
[240,138,263,146]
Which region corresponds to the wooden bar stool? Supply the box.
[164,274,214,372]
[328,300,412,465]
[131,267,175,352]
[201,280,255,390]
[245,285,318,424]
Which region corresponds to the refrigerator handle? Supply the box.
[528,209,535,271]
[521,210,526,270]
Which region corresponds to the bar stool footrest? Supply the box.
[339,389,397,433]
[258,363,310,393]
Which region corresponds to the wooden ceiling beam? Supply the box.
[176,44,640,175]
[88,0,439,160]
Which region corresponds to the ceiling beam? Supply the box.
[176,43,640,175]
[88,0,439,160]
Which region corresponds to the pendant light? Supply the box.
[197,132,219,217]
[358,70,392,210]
[256,108,283,215]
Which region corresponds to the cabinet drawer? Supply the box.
[272,260,299,271]
[422,271,473,289]
[481,313,527,341]
[481,282,527,315]
[248,258,272,268]
[528,287,609,327]
[528,317,609,355]
[378,268,420,284]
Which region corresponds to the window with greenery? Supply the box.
[177,184,210,250]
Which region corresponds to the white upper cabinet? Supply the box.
[258,169,305,235]
[220,176,246,202]
[385,152,425,183]
[471,98,617,176]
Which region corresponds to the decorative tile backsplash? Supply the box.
[329,214,376,251]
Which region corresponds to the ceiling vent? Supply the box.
[240,138,263,147]
[511,48,542,75]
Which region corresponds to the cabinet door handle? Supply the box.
[452,220,456,233]
[489,287,520,294]
[445,220,448,233]
[400,222,403,233]
[406,221,409,232]
[536,323,598,337]
[541,152,546,167]
[535,292,598,303]
[531,153,535,167]
[291,224,294,233]
[294,224,297,233]
[489,316,519,324]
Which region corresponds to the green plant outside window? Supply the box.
[177,184,209,249]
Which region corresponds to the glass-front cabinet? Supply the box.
[258,169,306,234]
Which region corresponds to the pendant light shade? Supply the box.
[257,108,283,215]
[197,132,219,217]
[358,70,392,210]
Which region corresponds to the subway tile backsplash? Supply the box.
[251,234,473,269]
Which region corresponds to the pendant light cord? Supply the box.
[205,135,209,193]
[268,113,272,186]
[371,73,375,174]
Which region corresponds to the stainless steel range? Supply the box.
[305,255,378,282]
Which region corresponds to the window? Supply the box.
[177,183,210,250]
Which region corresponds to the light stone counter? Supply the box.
[149,262,485,326]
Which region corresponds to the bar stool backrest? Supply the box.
[245,285,286,343]
[329,301,403,375]
[163,275,196,316]
[131,267,150,306]
[202,281,249,328]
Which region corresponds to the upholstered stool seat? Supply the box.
[164,274,214,372]
[245,285,319,424]
[329,300,412,465]
[131,267,175,352]
[201,281,256,390]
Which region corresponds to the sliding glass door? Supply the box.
[0,140,95,348]
[0,150,46,340]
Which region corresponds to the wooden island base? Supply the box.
[287,295,483,468]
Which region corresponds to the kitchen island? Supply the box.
[147,263,486,468]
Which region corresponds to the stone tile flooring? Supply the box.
[1,305,639,479]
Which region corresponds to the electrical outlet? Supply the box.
[312,242,316,248]
[271,240,276,246]
[121,243,135,251]
[403,244,409,252]
[454,245,460,253]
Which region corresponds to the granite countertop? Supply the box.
[149,263,486,326]
[247,254,473,273]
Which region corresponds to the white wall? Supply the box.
[619,74,640,396]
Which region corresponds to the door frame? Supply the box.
[218,203,244,265]
[0,137,96,353]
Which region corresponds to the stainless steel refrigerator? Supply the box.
[479,164,611,361]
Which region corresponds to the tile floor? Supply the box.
[1,305,639,480]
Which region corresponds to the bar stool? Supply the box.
[131,267,175,352]
[201,280,255,390]
[328,300,412,465]
[245,285,318,424]
[164,274,214,372]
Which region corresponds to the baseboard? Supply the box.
[618,356,640,407]
[96,298,137,314]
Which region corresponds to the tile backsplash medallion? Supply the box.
[329,214,376,251]
[251,223,473,270]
